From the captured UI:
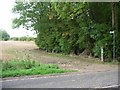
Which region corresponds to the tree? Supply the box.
[0,29,10,41]
[12,2,120,61]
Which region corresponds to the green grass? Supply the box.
[0,60,2,78]
[2,59,75,78]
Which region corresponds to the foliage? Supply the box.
[10,36,34,41]
[10,37,19,41]
[2,59,74,78]
[0,29,10,41]
[12,2,120,61]
[0,60,2,77]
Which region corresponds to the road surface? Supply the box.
[2,70,119,88]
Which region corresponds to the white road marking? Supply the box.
[71,80,76,81]
[100,85,120,88]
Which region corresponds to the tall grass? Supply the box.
[2,60,74,78]
[2,60,40,71]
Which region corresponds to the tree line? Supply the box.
[10,37,35,41]
[12,2,120,61]
[0,29,34,41]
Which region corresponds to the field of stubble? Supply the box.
[1,41,118,72]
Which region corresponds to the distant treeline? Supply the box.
[10,37,35,41]
[0,29,35,41]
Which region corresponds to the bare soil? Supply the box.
[1,41,118,73]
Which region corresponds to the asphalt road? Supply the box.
[2,70,119,88]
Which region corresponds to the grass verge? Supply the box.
[0,60,2,78]
[2,59,75,78]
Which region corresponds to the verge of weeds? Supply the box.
[2,59,76,78]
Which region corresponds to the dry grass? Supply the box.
[1,41,118,73]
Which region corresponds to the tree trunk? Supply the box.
[111,2,118,60]
[111,2,117,30]
[81,49,91,56]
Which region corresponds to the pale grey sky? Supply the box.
[0,0,36,37]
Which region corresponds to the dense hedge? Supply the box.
[12,2,120,61]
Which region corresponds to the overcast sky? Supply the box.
[0,0,36,37]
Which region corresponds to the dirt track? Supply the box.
[1,41,118,72]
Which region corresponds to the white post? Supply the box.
[101,46,104,62]
[110,31,115,60]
